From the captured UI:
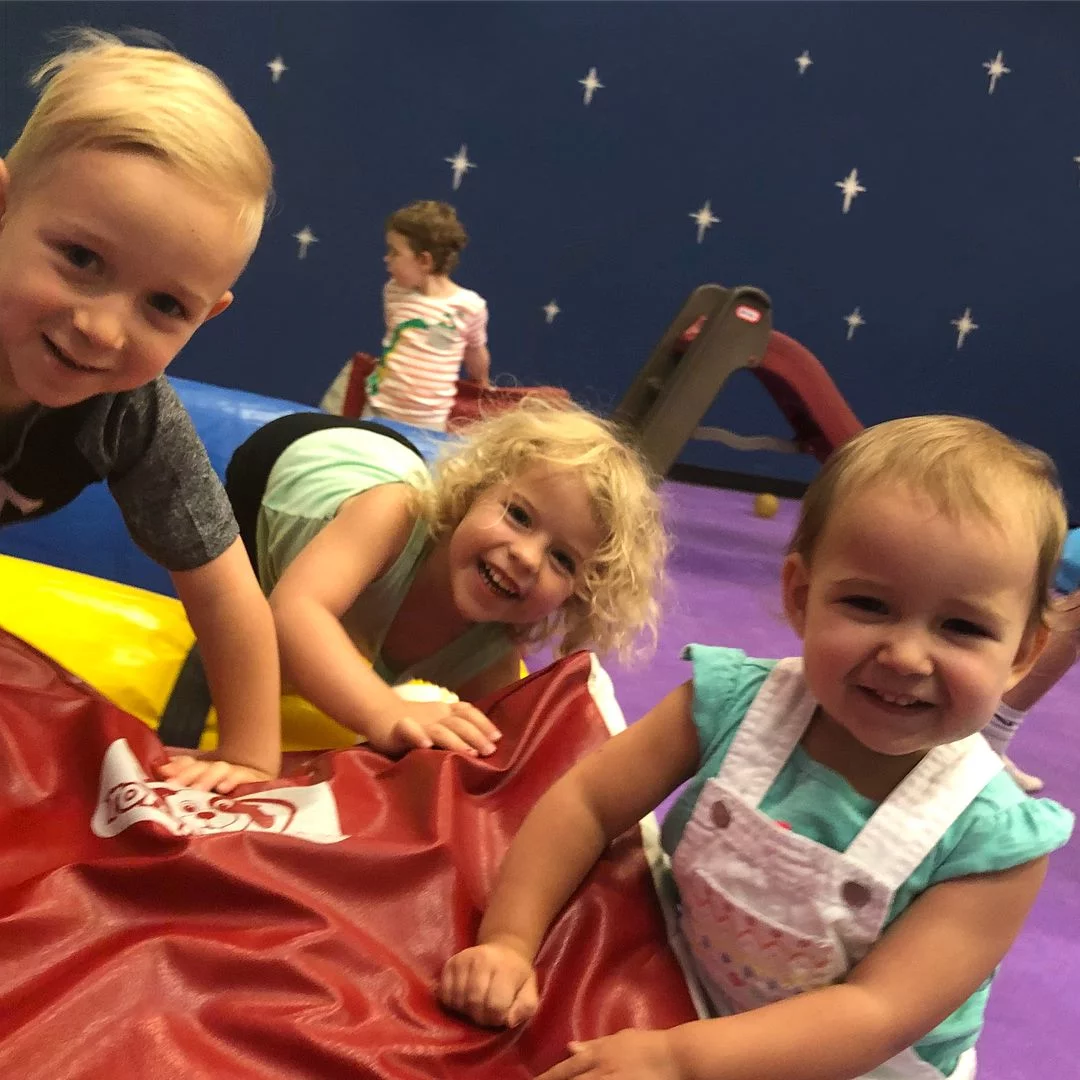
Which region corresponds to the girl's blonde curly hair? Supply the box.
[411,398,668,661]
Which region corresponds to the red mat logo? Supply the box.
[91,739,347,844]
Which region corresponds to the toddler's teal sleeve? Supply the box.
[927,777,1074,886]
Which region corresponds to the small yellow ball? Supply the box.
[753,492,780,519]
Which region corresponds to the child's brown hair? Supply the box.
[385,201,467,275]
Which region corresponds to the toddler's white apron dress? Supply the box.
[671,659,1000,1079]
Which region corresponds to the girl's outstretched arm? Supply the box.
[439,682,701,1027]
[537,855,1049,1080]
[269,482,501,756]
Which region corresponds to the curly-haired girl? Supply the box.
[222,399,667,756]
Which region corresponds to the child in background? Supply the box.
[224,399,666,756]
[0,31,281,793]
[441,415,1074,1080]
[321,201,489,430]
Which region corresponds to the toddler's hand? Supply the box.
[439,941,538,1028]
[375,699,502,757]
[536,1030,682,1080]
[156,753,275,794]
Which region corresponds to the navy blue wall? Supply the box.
[2,2,1079,502]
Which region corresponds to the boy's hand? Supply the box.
[372,699,502,757]
[439,941,538,1028]
[170,543,282,781]
[157,753,275,794]
[536,1031,682,1080]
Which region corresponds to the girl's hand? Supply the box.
[373,699,502,757]
[156,753,275,794]
[439,941,538,1028]
[536,1031,682,1080]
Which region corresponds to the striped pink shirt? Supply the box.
[367,281,488,429]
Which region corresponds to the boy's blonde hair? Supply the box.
[413,398,668,660]
[788,415,1068,626]
[5,29,272,252]
[386,201,467,275]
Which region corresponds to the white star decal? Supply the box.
[267,56,288,84]
[689,200,720,244]
[293,226,318,260]
[843,307,865,341]
[445,144,476,191]
[579,67,604,106]
[951,308,978,349]
[983,51,1010,95]
[542,300,561,324]
[795,51,813,75]
[835,168,866,214]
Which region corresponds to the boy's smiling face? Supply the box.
[0,147,251,411]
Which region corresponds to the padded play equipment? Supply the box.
[341,351,571,428]
[0,553,360,753]
[0,377,448,596]
[614,284,863,476]
[0,628,702,1077]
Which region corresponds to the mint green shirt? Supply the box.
[662,646,1074,1076]
[256,426,511,688]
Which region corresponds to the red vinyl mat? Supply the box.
[0,630,697,1079]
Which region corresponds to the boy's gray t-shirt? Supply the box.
[0,376,238,571]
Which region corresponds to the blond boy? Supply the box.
[0,31,280,791]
